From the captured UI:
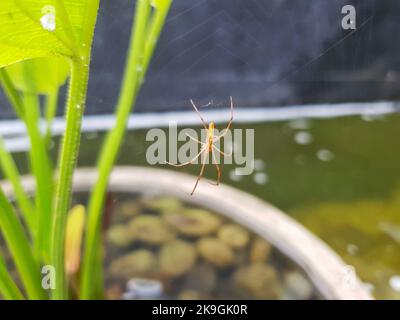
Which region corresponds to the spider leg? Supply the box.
[208,150,221,186]
[212,144,232,157]
[190,99,208,130]
[165,145,206,167]
[214,96,234,141]
[186,133,205,145]
[190,151,208,195]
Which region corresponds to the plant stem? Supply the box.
[0,186,46,299]
[23,93,53,261]
[50,0,100,300]
[51,59,89,300]
[0,137,35,233]
[141,2,173,78]
[45,89,59,147]
[80,0,150,299]
[0,66,54,258]
[0,253,24,300]
[80,0,172,299]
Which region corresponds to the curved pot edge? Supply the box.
[0,166,373,300]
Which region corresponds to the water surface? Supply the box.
[79,112,400,299]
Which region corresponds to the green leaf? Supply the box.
[0,186,46,299]
[80,0,173,299]
[5,57,70,94]
[0,252,24,300]
[0,136,35,234]
[0,0,93,68]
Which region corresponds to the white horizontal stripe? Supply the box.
[1,101,398,152]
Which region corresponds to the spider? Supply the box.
[166,97,234,195]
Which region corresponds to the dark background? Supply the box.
[1,0,400,119]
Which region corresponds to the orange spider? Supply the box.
[166,97,234,195]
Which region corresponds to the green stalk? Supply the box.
[80,0,172,299]
[141,2,173,77]
[80,0,150,299]
[0,65,54,259]
[23,93,53,261]
[0,253,24,300]
[0,186,46,299]
[45,89,59,147]
[0,137,35,233]
[50,59,89,300]
[50,0,100,300]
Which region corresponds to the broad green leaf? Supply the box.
[0,0,93,68]
[5,57,70,94]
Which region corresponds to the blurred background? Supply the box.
[1,0,400,117]
[1,0,400,299]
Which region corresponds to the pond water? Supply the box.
[79,112,400,300]
[6,110,400,299]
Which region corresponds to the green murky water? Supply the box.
[9,111,400,299]
[86,112,400,300]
